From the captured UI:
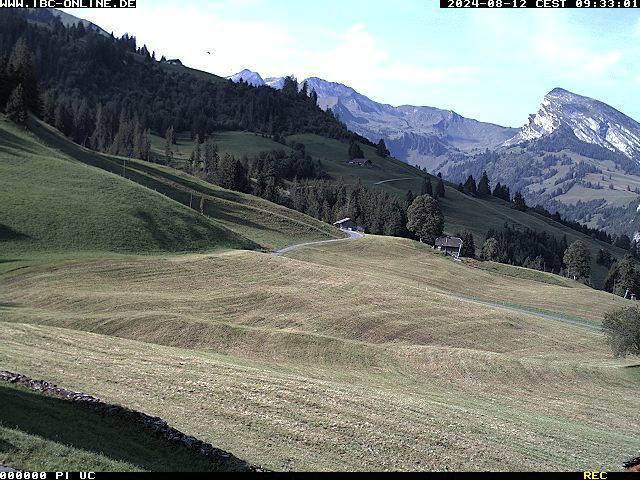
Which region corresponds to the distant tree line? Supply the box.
[480,223,569,275]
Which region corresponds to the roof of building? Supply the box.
[333,218,353,225]
[348,158,371,164]
[435,236,463,248]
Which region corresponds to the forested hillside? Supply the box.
[1,9,363,154]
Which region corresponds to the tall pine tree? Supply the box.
[5,83,27,124]
[477,171,491,197]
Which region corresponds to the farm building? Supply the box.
[162,58,183,66]
[333,218,357,231]
[347,158,372,167]
[435,236,463,258]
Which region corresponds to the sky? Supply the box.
[62,1,640,127]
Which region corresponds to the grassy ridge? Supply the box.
[0,118,253,258]
[1,235,637,471]
[0,382,230,472]
[27,118,342,251]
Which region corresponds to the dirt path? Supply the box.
[273,229,363,257]
[453,294,601,331]
[374,178,416,185]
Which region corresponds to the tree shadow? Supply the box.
[0,127,40,155]
[0,438,16,454]
[0,225,30,242]
[0,383,233,472]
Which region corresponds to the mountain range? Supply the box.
[228,69,640,236]
[227,70,518,167]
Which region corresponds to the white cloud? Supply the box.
[586,51,621,74]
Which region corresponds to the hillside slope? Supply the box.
[0,117,254,257]
[1,235,637,471]
[0,381,246,472]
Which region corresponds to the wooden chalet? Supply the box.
[435,236,463,258]
[333,218,357,231]
[347,158,372,167]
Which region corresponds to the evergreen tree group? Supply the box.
[1,10,370,159]
[484,223,568,275]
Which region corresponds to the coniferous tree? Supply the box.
[72,98,92,146]
[202,137,219,181]
[463,175,477,196]
[375,139,390,158]
[615,234,632,251]
[421,177,433,197]
[189,135,201,175]
[513,191,527,211]
[348,141,364,160]
[0,55,9,108]
[435,178,445,199]
[477,171,491,197]
[5,83,27,124]
[164,126,174,164]
[457,231,476,258]
[232,158,250,193]
[282,76,298,97]
[405,190,415,209]
[139,128,151,161]
[40,90,55,124]
[90,103,112,152]
[309,88,318,106]
[9,37,39,114]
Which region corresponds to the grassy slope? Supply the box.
[23,118,342,253]
[1,235,637,471]
[0,382,231,472]
[0,118,253,258]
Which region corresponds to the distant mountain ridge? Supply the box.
[226,69,518,165]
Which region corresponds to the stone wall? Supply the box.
[0,371,265,472]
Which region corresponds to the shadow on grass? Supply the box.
[0,438,16,454]
[0,383,225,472]
[0,126,40,156]
[0,225,30,242]
[134,209,258,251]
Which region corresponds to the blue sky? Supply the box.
[63,1,640,127]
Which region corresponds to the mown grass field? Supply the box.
[1,234,638,471]
[0,382,231,472]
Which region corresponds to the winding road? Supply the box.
[273,229,364,257]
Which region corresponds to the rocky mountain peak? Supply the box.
[505,88,640,160]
